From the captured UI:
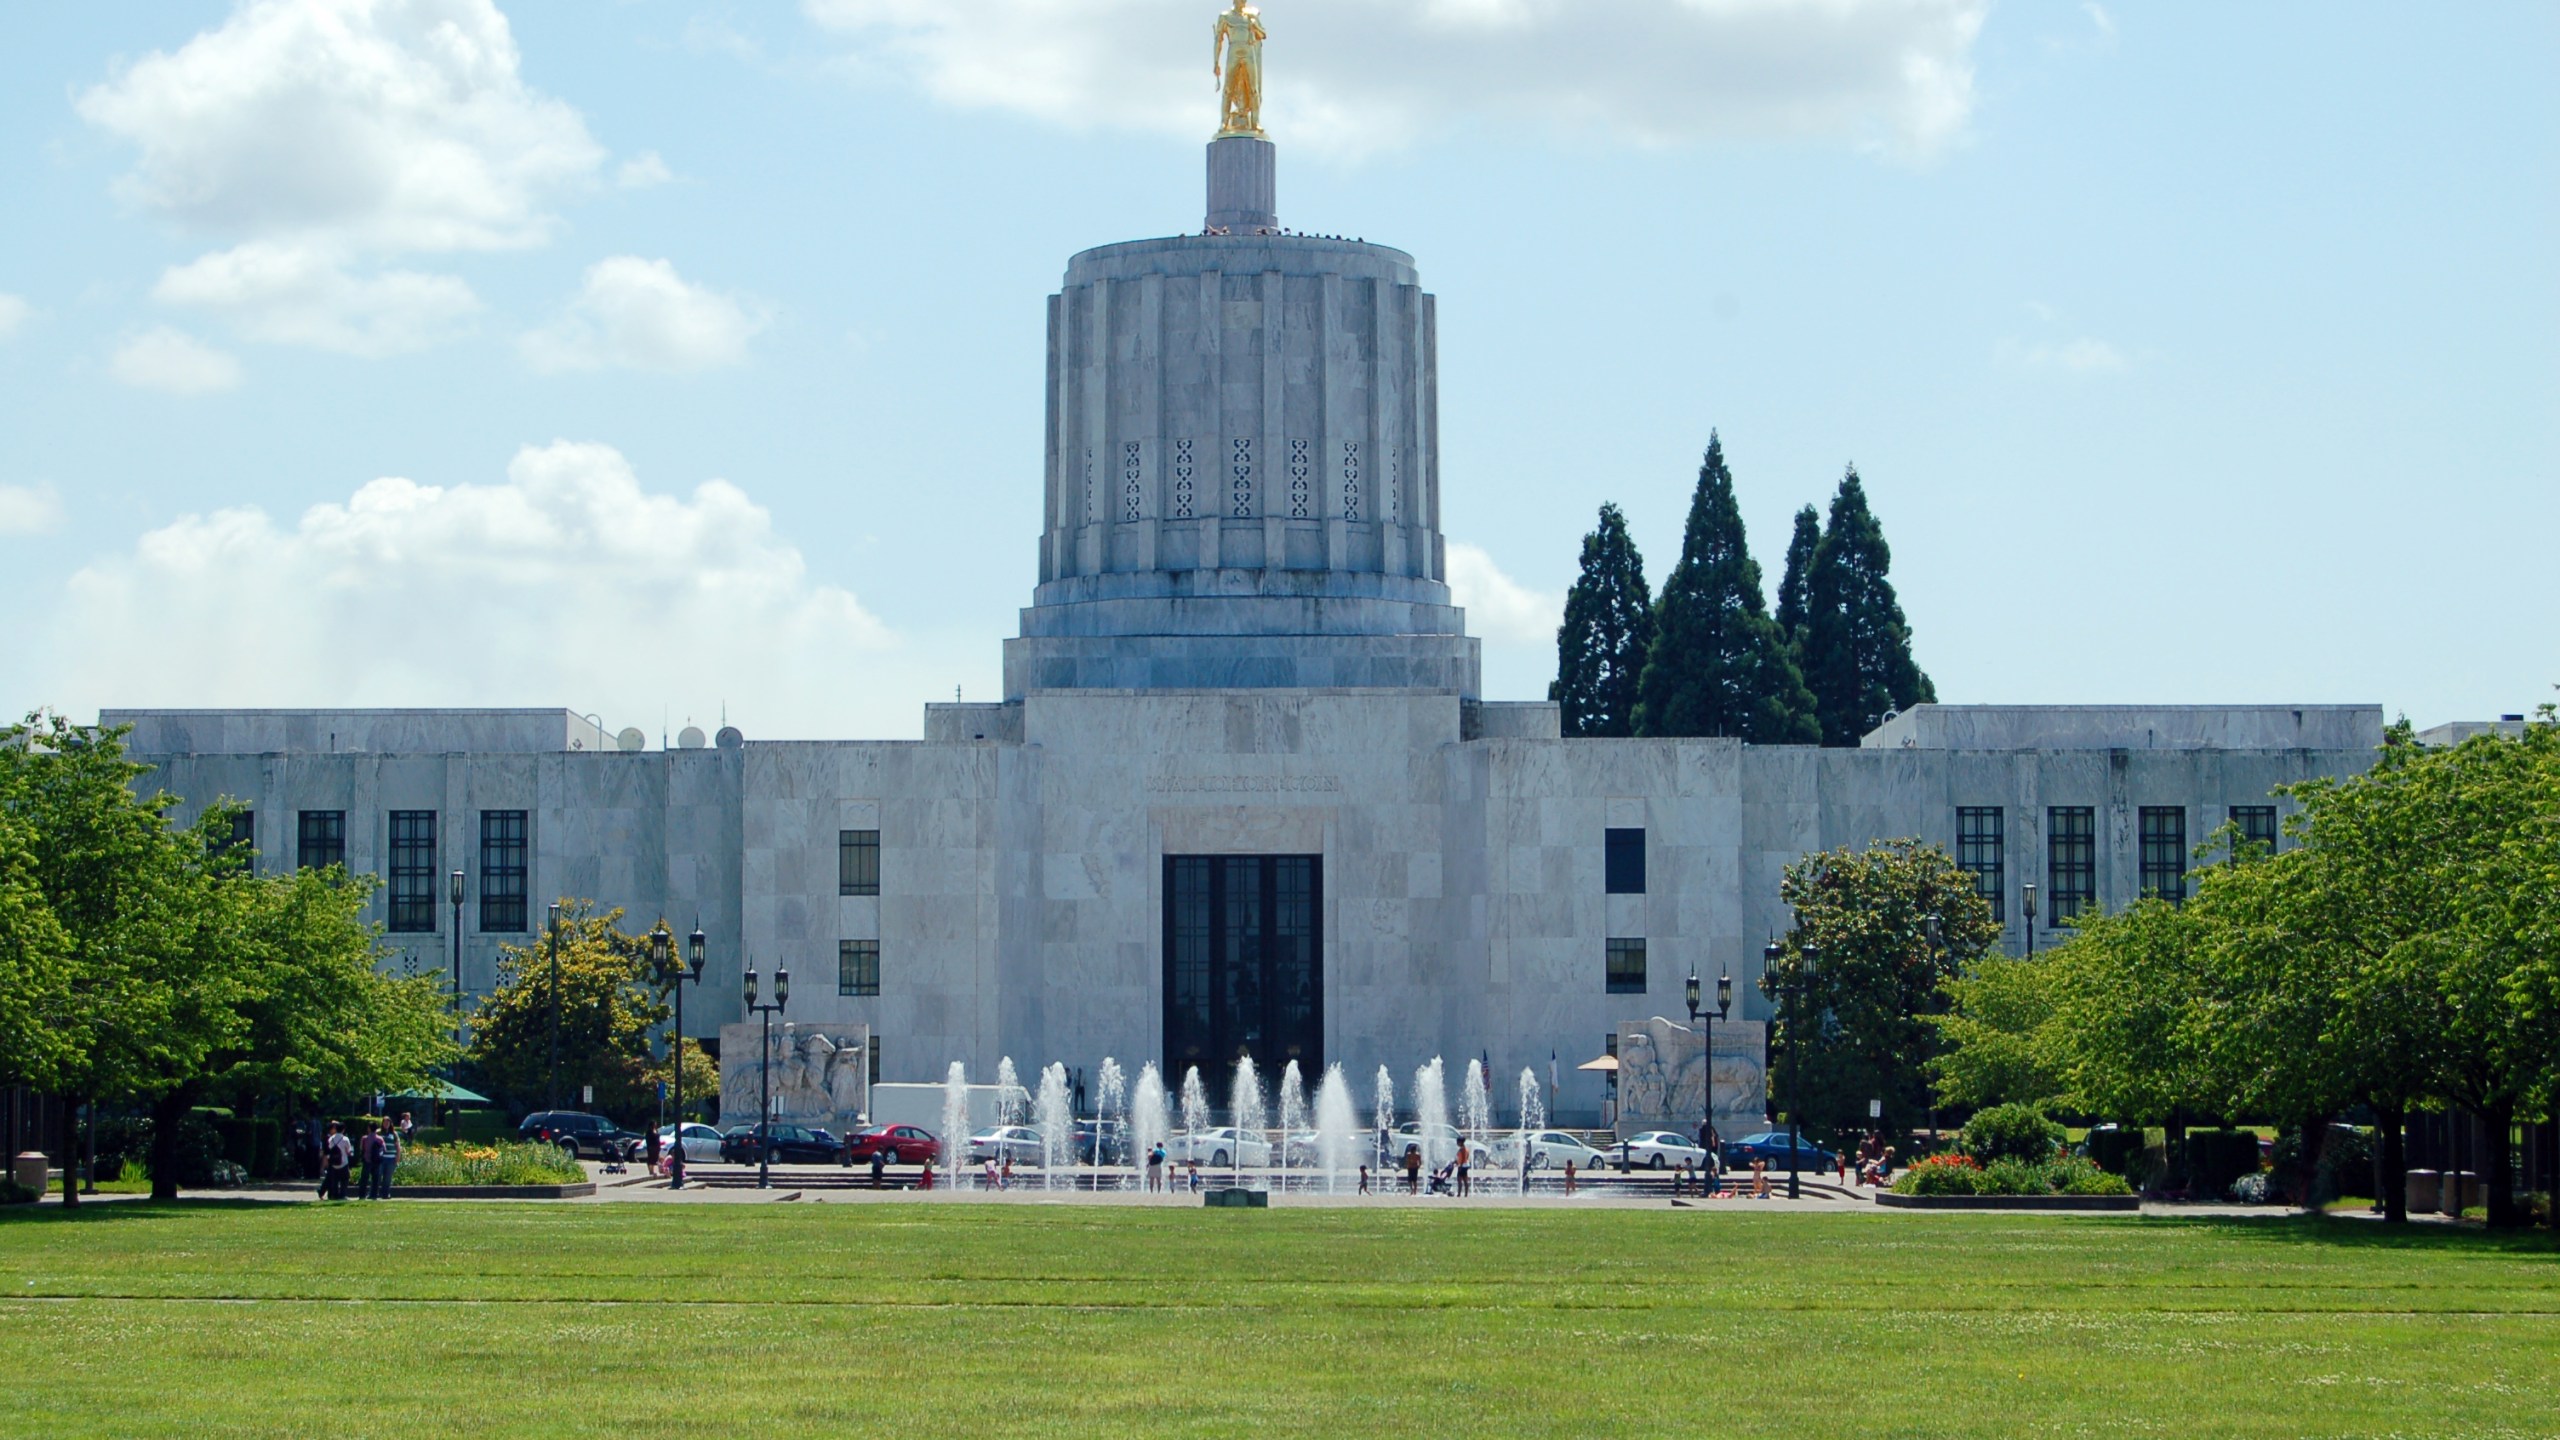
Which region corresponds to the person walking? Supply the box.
[1357,1164,1371,1195]
[870,1146,888,1190]
[645,1126,664,1176]
[1563,1159,1577,1197]
[1454,1139,1472,1199]
[377,1119,402,1199]
[1402,1143,1422,1194]
[355,1123,384,1200]
[1146,1143,1166,1193]
[319,1121,352,1201]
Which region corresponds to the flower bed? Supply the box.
[1890,1152,2133,1200]
[395,1142,587,1188]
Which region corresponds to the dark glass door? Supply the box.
[1163,855,1322,1080]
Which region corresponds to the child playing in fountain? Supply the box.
[1358,1164,1370,1195]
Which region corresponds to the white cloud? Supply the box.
[2020,336,2128,373]
[804,0,1988,158]
[109,328,246,394]
[0,484,65,537]
[0,294,28,339]
[155,241,481,356]
[521,257,764,373]
[51,442,894,738]
[616,151,674,189]
[2082,3,2117,43]
[1446,540,1561,648]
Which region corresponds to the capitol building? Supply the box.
[107,91,2383,1127]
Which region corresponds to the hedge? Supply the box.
[2184,1129,2264,1199]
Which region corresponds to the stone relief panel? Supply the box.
[717,1021,869,1132]
[1612,1014,1767,1142]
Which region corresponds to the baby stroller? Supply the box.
[1427,1161,1456,1196]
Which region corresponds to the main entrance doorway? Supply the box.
[1163,855,1322,1082]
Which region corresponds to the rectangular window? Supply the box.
[1604,827,1646,894]
[297,810,345,871]
[387,811,437,933]
[1956,807,2006,923]
[868,1037,882,1086]
[2047,806,2096,926]
[221,810,256,860]
[479,810,528,933]
[1605,938,1647,995]
[2140,807,2188,901]
[1161,855,1324,1077]
[838,939,880,997]
[2231,805,2279,858]
[838,829,880,897]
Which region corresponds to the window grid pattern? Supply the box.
[2232,805,2279,858]
[2047,807,2096,925]
[1957,807,2005,923]
[1172,438,1195,518]
[1122,440,1143,522]
[1230,438,1254,517]
[388,811,437,933]
[1340,440,1361,520]
[839,830,881,896]
[2140,807,2188,901]
[1287,438,1311,518]
[838,940,880,997]
[224,811,256,858]
[1604,828,1646,895]
[297,810,345,871]
[1605,938,1647,995]
[479,810,528,933]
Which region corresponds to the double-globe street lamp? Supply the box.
[1686,964,1732,1189]
[1763,937,1820,1200]
[743,959,790,1190]
[448,871,467,1062]
[650,923,708,1188]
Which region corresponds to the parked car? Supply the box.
[1614,1131,1711,1171]
[1720,1131,1837,1174]
[518,1111,642,1161]
[1165,1127,1272,1168]
[1383,1123,1465,1170]
[1074,1119,1128,1165]
[844,1124,941,1165]
[651,1122,725,1165]
[720,1123,842,1165]
[966,1126,1048,1166]
[1487,1130,1613,1172]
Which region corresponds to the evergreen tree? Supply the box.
[1775,504,1822,652]
[1632,434,1820,743]
[1800,466,1936,746]
[1548,503,1654,737]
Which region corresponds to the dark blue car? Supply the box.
[1720,1131,1837,1174]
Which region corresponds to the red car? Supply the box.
[843,1124,940,1165]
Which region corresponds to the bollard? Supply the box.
[2403,1168,2439,1216]
[12,1152,49,1195]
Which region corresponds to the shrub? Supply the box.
[211,1116,284,1179]
[1981,1157,2049,1194]
[1962,1104,2064,1165]
[0,1178,36,1205]
[2230,1172,2272,1205]
[450,1110,513,1145]
[2085,1127,2147,1177]
[394,1142,586,1188]
[1892,1154,1983,1196]
[2045,1156,2134,1196]
[2184,1130,2264,1201]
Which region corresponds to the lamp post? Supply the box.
[2022,882,2038,961]
[1686,964,1733,1189]
[1923,913,1944,1147]
[1790,943,1819,1200]
[546,902,563,1112]
[447,870,466,1063]
[743,958,790,1190]
[652,923,708,1188]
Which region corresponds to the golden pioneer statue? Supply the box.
[1213,1,1267,138]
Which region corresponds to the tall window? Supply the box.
[387,811,437,933]
[219,811,256,861]
[1605,938,1647,995]
[297,811,345,871]
[869,1038,882,1086]
[1956,807,2005,923]
[1604,828,1647,894]
[479,810,528,933]
[2231,805,2279,858]
[839,829,880,896]
[2047,807,2096,926]
[838,940,880,997]
[2139,807,2188,901]
[1162,855,1323,1077]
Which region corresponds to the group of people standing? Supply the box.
[314,1114,409,1201]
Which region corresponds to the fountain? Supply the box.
[1460,1058,1492,1172]
[1415,1057,1450,1171]
[1095,1057,1127,1188]
[1035,1063,1072,1189]
[940,1061,969,1190]
[1374,1065,1396,1172]
[1276,1061,1306,1192]
[1132,1063,1171,1189]
[995,1057,1023,1127]
[1230,1056,1265,1189]
[1179,1066,1210,1174]
[1517,1066,1546,1192]
[1313,1064,1359,1194]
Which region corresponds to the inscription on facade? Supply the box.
[1145,774,1343,794]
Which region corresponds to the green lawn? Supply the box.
[2,1202,2554,1437]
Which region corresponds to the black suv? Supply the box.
[519,1111,641,1161]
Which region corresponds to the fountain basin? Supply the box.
[1204,1187,1270,1209]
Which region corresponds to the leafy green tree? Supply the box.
[1927,950,2068,1112]
[1799,467,1935,746]
[1765,839,1999,1142]
[0,804,74,1101]
[466,902,715,1126]
[1632,433,1819,743]
[1549,502,1655,737]
[1774,503,1821,657]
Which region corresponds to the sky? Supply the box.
[1,0,2552,743]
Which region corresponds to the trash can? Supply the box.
[2447,1171,2478,1215]
[2403,1168,2439,1215]
[11,1152,48,1195]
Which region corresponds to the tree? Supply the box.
[1774,503,1821,657]
[0,805,74,1100]
[1927,950,2068,1112]
[1632,433,1819,743]
[1765,839,2000,1142]
[465,902,715,1126]
[1549,502,1655,737]
[1799,467,1934,746]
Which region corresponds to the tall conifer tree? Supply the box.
[1632,434,1820,743]
[1548,503,1654,737]
[1800,466,1935,746]
[1775,504,1822,653]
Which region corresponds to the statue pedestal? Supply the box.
[1206,136,1276,233]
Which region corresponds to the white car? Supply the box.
[1166,1127,1272,1168]
[1614,1131,1711,1171]
[1487,1130,1613,1172]
[966,1126,1047,1166]
[1384,1123,1466,1170]
[652,1122,725,1165]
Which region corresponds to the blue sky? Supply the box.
[1,1,2551,741]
